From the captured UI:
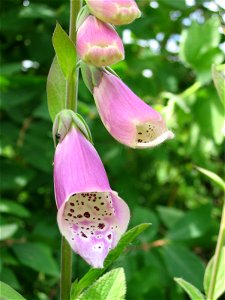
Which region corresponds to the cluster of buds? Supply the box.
[53,0,174,268]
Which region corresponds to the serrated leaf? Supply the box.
[196,166,225,192]
[212,64,225,105]
[174,278,205,300]
[204,247,225,299]
[0,224,18,241]
[167,204,212,240]
[0,281,26,300]
[52,22,76,79]
[12,243,59,277]
[0,199,30,218]
[78,268,126,300]
[70,223,150,299]
[47,57,66,121]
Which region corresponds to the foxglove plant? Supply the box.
[77,15,124,67]
[47,0,173,298]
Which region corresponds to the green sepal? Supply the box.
[76,5,90,31]
[52,109,93,146]
[80,62,103,92]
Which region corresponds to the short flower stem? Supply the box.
[61,1,82,299]
[207,201,225,300]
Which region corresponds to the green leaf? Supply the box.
[0,224,19,241]
[130,206,157,241]
[156,206,184,229]
[212,64,225,106]
[174,278,205,300]
[167,204,212,240]
[196,166,225,192]
[204,247,225,299]
[0,281,26,300]
[179,16,223,82]
[78,268,126,300]
[47,57,66,121]
[52,22,76,79]
[70,223,150,299]
[161,244,205,290]
[12,243,59,277]
[0,199,30,218]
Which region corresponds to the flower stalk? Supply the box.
[61,1,82,299]
[207,200,225,300]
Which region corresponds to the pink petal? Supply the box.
[86,0,141,25]
[93,72,174,148]
[77,16,124,67]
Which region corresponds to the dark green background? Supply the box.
[0,0,224,299]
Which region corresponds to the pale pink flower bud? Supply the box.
[85,0,141,25]
[54,127,130,268]
[93,71,174,148]
[77,15,124,67]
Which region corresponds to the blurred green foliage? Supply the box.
[0,0,224,299]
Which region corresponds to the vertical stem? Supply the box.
[60,237,73,300]
[207,201,225,300]
[61,1,82,300]
[66,0,82,112]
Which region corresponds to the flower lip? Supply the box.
[133,120,175,149]
[57,190,130,268]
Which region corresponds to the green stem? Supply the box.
[207,201,225,300]
[66,0,82,111]
[61,1,82,300]
[60,237,73,300]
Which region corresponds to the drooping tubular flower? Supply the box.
[77,15,124,67]
[81,64,174,149]
[85,0,141,25]
[53,111,130,268]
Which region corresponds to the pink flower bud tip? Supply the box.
[77,16,124,67]
[86,0,141,25]
[93,72,174,148]
[54,127,130,268]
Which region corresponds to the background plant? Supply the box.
[0,0,224,299]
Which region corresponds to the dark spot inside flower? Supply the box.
[81,232,87,238]
[81,201,84,205]
[138,139,142,142]
[70,203,75,206]
[99,197,102,199]
[84,212,90,218]
[98,223,105,229]
[68,213,72,217]
[101,202,104,205]
[94,206,99,211]
[108,234,112,240]
[98,246,101,249]
[138,132,142,135]
[77,214,82,218]
[65,218,69,221]
[98,218,101,220]
[70,209,74,213]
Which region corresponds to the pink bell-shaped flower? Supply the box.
[54,126,130,268]
[85,0,141,25]
[87,69,174,148]
[77,15,124,67]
